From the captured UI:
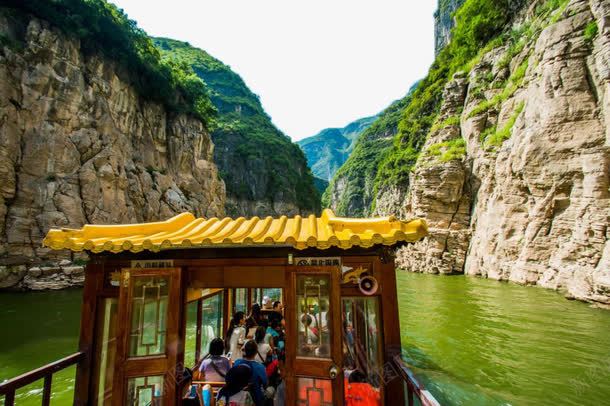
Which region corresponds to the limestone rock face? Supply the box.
[434,0,466,54]
[376,74,472,275]
[0,14,225,289]
[464,0,610,305]
[375,0,610,305]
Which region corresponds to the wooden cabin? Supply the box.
[29,209,427,405]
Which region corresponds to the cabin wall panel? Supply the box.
[188,266,285,288]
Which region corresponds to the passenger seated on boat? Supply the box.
[217,364,255,406]
[264,320,278,349]
[344,370,381,406]
[234,340,268,406]
[180,367,202,405]
[226,312,247,363]
[199,338,231,382]
[249,326,272,365]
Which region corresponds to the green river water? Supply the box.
[1,272,610,405]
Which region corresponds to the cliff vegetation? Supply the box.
[4,0,216,124]
[297,116,376,182]
[327,0,610,306]
[154,38,320,216]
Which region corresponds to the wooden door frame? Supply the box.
[285,265,344,406]
[111,267,183,406]
[74,262,104,405]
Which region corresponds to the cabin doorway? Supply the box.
[92,258,393,405]
[286,266,344,405]
[184,287,285,370]
[183,266,348,405]
[111,267,183,406]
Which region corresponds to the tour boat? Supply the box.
[1,209,440,405]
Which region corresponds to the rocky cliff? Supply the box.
[155,38,320,218]
[385,0,610,306]
[297,116,376,182]
[331,0,610,306]
[434,0,466,54]
[0,10,225,289]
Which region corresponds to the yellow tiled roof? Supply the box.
[42,209,427,253]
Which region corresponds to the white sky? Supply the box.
[110,0,437,141]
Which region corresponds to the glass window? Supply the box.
[264,288,282,304]
[297,377,333,405]
[129,276,169,357]
[234,288,247,314]
[201,293,224,356]
[297,275,331,358]
[254,288,282,309]
[125,375,163,405]
[95,298,118,406]
[342,297,382,390]
[184,301,198,368]
[252,288,262,306]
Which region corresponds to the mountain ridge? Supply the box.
[154,37,321,217]
[297,115,376,182]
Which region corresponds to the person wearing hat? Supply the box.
[217,364,255,406]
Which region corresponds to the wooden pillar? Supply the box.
[283,266,296,406]
[379,254,406,406]
[223,289,231,340]
[175,266,187,404]
[195,298,203,362]
[73,260,104,405]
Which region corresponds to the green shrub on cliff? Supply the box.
[5,0,215,125]
[584,21,599,44]
[429,114,462,134]
[375,0,520,190]
[468,58,529,118]
[426,138,467,163]
[484,101,526,149]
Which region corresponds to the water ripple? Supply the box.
[398,272,610,406]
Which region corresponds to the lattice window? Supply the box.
[129,276,169,357]
[297,377,333,405]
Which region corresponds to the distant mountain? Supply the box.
[154,38,320,217]
[322,91,415,217]
[297,116,376,182]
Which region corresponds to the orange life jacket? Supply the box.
[344,382,381,406]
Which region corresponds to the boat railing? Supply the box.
[1,350,437,405]
[393,355,441,406]
[0,351,85,406]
